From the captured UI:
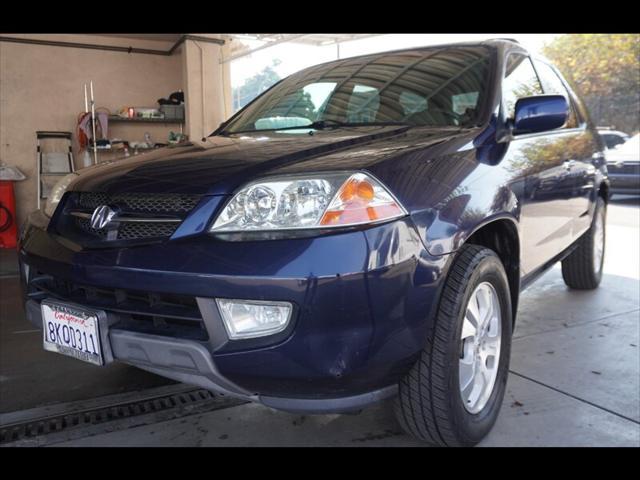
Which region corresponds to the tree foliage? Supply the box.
[543,34,640,134]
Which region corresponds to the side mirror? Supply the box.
[513,95,568,135]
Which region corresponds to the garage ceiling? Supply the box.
[101,33,377,47]
[226,34,378,46]
[87,34,381,61]
[221,34,379,62]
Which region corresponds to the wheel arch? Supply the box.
[462,216,521,324]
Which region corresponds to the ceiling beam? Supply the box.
[0,34,224,56]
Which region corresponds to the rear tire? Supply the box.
[561,197,606,290]
[394,244,512,447]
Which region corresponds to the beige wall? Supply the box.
[0,34,201,226]
[181,39,231,141]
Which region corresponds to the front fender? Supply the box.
[409,183,521,257]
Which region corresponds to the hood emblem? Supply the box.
[90,205,117,230]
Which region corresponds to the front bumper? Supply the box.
[19,210,449,413]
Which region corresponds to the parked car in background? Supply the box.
[598,128,630,150]
[18,39,609,447]
[605,133,640,195]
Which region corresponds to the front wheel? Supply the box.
[561,197,606,290]
[394,244,512,447]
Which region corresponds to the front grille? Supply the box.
[118,222,182,240]
[58,192,202,245]
[75,217,180,240]
[77,192,201,214]
[28,272,208,341]
[76,218,107,238]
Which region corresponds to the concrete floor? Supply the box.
[0,260,175,414]
[1,196,638,446]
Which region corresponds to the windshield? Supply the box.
[223,46,493,134]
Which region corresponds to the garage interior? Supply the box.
[0,33,638,447]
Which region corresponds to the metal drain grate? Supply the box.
[0,388,243,445]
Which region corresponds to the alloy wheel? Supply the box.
[593,209,605,273]
[459,282,502,414]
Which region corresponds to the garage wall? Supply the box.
[0,35,184,226]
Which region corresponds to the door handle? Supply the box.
[563,159,576,171]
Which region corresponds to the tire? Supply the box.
[561,197,606,290]
[394,244,513,447]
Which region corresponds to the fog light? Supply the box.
[215,299,292,339]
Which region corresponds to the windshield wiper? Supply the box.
[227,120,347,134]
[305,119,349,130]
[226,120,411,135]
[289,120,413,130]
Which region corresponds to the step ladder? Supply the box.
[36,131,75,209]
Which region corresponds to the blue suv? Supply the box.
[19,39,609,446]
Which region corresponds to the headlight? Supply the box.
[44,173,77,217]
[210,172,406,232]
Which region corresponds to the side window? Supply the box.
[602,134,625,149]
[532,60,579,128]
[502,54,543,120]
[611,136,626,148]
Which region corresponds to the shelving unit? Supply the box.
[108,115,184,125]
[80,115,184,165]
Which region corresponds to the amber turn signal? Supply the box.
[320,173,405,227]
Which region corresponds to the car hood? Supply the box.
[70,125,476,195]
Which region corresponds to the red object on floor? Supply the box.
[0,180,18,249]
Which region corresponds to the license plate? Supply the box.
[42,301,104,366]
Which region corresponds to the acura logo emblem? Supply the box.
[90,205,117,230]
